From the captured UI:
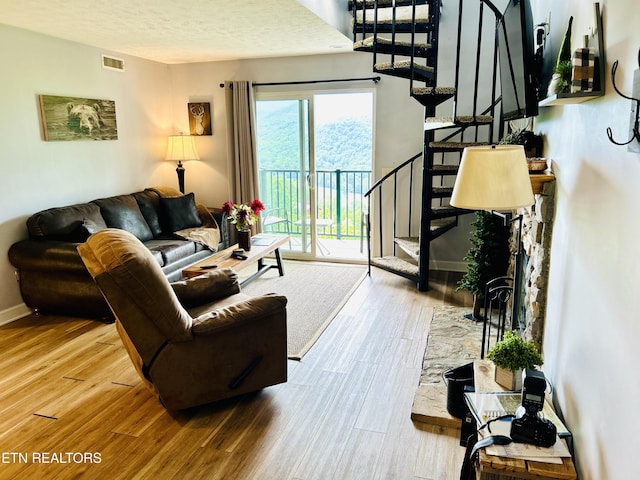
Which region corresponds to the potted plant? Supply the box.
[499,127,543,158]
[457,211,510,320]
[486,330,544,390]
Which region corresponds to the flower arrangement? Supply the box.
[221,199,265,231]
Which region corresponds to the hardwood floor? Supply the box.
[0,268,472,480]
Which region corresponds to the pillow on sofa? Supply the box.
[81,218,106,236]
[93,195,154,242]
[160,193,202,233]
[133,190,163,237]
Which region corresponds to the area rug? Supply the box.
[240,260,367,360]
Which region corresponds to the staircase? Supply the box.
[351,0,506,291]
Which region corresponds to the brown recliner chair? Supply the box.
[77,228,287,410]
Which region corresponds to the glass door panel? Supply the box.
[256,98,314,255]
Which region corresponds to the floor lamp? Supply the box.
[450,145,534,330]
[165,134,200,193]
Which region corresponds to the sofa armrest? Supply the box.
[191,294,287,336]
[171,267,240,307]
[8,239,87,272]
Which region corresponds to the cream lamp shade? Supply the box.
[450,145,534,210]
[165,134,200,162]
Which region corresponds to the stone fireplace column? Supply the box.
[508,180,556,352]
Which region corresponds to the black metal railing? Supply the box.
[259,169,371,239]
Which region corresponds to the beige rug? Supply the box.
[240,260,367,360]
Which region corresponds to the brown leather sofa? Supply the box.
[78,228,288,410]
[8,186,225,320]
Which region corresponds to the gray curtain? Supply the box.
[225,80,260,206]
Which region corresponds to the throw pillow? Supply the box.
[81,217,106,237]
[160,192,202,233]
[93,195,154,242]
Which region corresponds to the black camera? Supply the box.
[510,369,557,448]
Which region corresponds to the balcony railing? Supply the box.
[259,169,371,239]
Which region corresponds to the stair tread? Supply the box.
[395,237,420,260]
[375,60,434,82]
[429,164,459,174]
[353,4,432,34]
[354,4,430,24]
[354,37,433,57]
[429,141,490,151]
[371,256,419,278]
[424,115,494,130]
[431,206,465,218]
[412,86,456,96]
[411,87,456,107]
[431,186,454,196]
[352,0,429,7]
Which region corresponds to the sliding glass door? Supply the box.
[255,96,315,255]
[256,90,374,260]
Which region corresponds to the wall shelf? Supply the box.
[539,3,605,108]
[530,171,555,194]
[539,91,603,106]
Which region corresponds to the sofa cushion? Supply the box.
[145,239,198,266]
[133,190,163,238]
[26,203,107,241]
[93,195,154,242]
[160,193,202,233]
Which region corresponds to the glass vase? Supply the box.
[238,229,251,251]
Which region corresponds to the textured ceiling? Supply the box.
[0,0,353,64]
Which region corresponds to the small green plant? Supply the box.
[486,331,543,372]
[457,211,510,298]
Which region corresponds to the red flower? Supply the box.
[221,201,234,215]
[250,199,265,215]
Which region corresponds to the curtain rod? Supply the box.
[219,76,381,89]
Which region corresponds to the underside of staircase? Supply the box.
[353,0,504,291]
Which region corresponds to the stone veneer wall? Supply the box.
[508,180,556,351]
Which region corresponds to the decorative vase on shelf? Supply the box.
[238,229,251,251]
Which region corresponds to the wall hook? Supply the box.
[606,51,640,146]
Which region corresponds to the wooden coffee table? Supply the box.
[182,234,289,286]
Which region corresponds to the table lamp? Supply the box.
[165,134,199,193]
[450,144,534,330]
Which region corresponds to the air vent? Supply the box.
[102,54,125,72]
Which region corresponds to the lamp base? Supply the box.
[176,161,185,194]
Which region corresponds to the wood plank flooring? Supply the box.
[0,268,472,480]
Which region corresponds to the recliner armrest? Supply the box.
[191,294,287,336]
[171,267,240,307]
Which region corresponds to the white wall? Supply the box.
[532,1,640,478]
[166,52,426,205]
[0,25,175,319]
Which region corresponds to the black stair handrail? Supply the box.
[364,152,423,262]
[364,151,422,198]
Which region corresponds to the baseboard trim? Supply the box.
[0,303,32,326]
[429,260,467,273]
